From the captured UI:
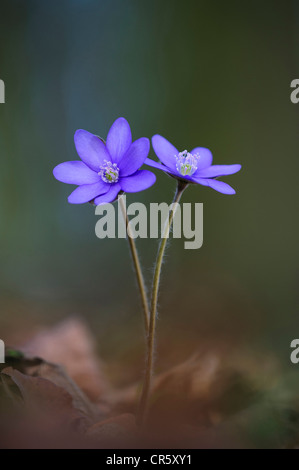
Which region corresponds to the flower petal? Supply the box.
[191,177,209,186]
[118,138,150,176]
[144,158,169,172]
[192,147,213,171]
[207,179,236,194]
[94,183,121,205]
[193,177,236,194]
[197,164,241,178]
[106,117,132,164]
[68,181,109,204]
[74,130,110,171]
[152,135,178,171]
[120,170,156,193]
[53,161,100,185]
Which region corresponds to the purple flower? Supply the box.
[53,117,156,204]
[145,135,241,195]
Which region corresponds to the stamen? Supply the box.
[99,160,120,183]
[175,150,199,176]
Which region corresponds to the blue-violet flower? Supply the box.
[53,117,156,204]
[145,135,241,194]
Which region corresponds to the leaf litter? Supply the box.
[0,317,298,448]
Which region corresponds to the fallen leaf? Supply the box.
[86,413,138,447]
[1,367,82,429]
[21,317,109,401]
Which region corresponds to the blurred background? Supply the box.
[0,0,298,398]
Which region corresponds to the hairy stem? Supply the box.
[137,180,188,425]
[119,195,149,333]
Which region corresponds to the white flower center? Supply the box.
[175,150,199,176]
[99,160,119,183]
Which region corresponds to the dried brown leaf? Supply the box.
[22,317,109,401]
[86,413,137,447]
[1,367,82,428]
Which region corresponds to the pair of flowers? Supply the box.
[53,116,242,425]
[53,117,241,203]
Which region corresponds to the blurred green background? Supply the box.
[0,0,298,382]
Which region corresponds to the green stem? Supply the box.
[119,195,150,333]
[137,180,188,425]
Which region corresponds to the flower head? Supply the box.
[53,117,156,204]
[175,150,200,176]
[99,161,120,183]
[145,135,241,194]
